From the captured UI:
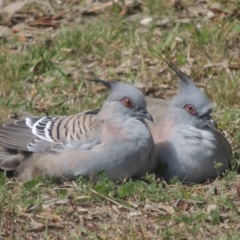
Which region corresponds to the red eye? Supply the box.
[184,104,197,116]
[122,97,134,108]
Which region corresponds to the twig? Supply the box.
[90,188,135,211]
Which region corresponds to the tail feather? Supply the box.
[0,120,34,151]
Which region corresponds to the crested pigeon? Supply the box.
[0,80,157,182]
[147,58,232,183]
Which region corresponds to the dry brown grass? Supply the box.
[1,0,240,239]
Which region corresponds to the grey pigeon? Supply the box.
[147,59,232,183]
[0,80,157,182]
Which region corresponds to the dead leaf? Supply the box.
[128,211,142,218]
[37,212,62,221]
[2,0,34,18]
[12,23,30,33]
[29,18,59,28]
[81,60,98,69]
[158,202,175,215]
[29,219,43,229]
[119,5,127,17]
[18,36,27,42]
[156,17,171,28]
[175,18,191,24]
[207,11,216,20]
[34,100,65,112]
[77,207,89,213]
[207,204,217,214]
[92,85,107,93]
[180,66,191,76]
[210,2,229,15]
[140,17,153,26]
[52,11,68,20]
[115,58,139,73]
[202,62,228,70]
[112,205,120,214]
[228,65,240,70]
[27,223,65,232]
[0,26,12,37]
[82,2,113,15]
[144,199,175,216]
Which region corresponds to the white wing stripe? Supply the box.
[32,117,55,142]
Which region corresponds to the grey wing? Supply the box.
[0,110,102,154]
[0,118,38,151]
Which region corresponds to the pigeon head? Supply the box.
[88,79,153,122]
[163,60,216,128]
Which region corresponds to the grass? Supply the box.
[1,0,240,238]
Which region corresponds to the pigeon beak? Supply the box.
[140,109,154,122]
[145,111,154,122]
[203,115,218,129]
[208,118,218,129]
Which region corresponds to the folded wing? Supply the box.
[0,110,101,154]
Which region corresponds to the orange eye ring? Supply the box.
[122,97,134,108]
[184,104,197,116]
